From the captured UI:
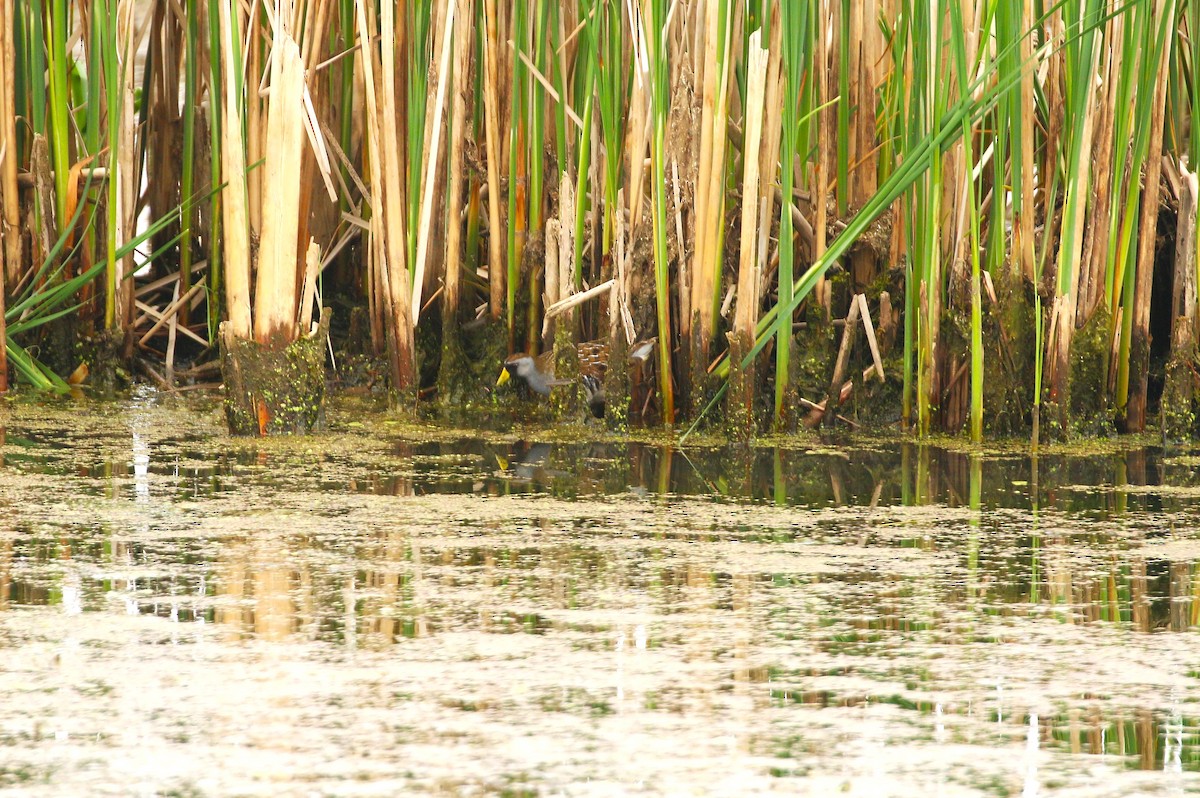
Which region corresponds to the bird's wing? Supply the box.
[576,340,610,379]
[535,349,557,378]
[629,338,657,362]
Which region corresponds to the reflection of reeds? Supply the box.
[0,536,10,612]
[1042,707,1200,771]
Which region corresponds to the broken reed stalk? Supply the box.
[733,30,768,344]
[542,219,560,347]
[557,173,576,326]
[544,278,614,323]
[252,22,304,346]
[729,26,768,420]
[1162,163,1197,442]
[165,281,179,383]
[299,241,320,333]
[822,295,860,428]
[857,294,885,382]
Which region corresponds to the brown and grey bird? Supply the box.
[496,350,560,396]
[496,340,655,419]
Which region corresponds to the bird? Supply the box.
[495,350,560,396]
[494,442,568,484]
[495,339,656,420]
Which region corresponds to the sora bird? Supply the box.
[496,340,656,420]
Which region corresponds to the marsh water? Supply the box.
[1,392,1200,796]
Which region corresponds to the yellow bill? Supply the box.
[496,368,511,387]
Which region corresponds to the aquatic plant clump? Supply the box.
[219,311,331,435]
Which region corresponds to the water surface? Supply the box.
[1,392,1199,796]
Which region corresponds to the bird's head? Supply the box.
[497,354,537,387]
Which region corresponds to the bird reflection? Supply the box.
[496,442,569,485]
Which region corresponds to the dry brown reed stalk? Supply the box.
[252,19,305,345]
[542,218,560,347]
[1126,0,1176,430]
[246,5,264,237]
[822,294,861,426]
[609,189,630,344]
[1041,7,1064,212]
[756,3,783,305]
[144,2,183,257]
[726,27,769,420]
[355,0,415,390]
[689,0,731,361]
[299,240,321,333]
[1169,165,1196,348]
[1045,21,1101,424]
[218,0,252,339]
[1078,7,1123,322]
[0,0,15,388]
[847,0,879,208]
[556,173,576,328]
[114,0,140,337]
[483,0,505,320]
[626,26,650,241]
[0,0,18,294]
[733,30,768,345]
[813,0,831,315]
[1012,0,1037,282]
[443,0,473,328]
[293,0,339,270]
[412,0,458,323]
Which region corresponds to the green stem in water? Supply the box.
[646,0,674,424]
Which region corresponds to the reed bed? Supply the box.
[2,0,1199,441]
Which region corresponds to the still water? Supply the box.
[1,390,1199,796]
